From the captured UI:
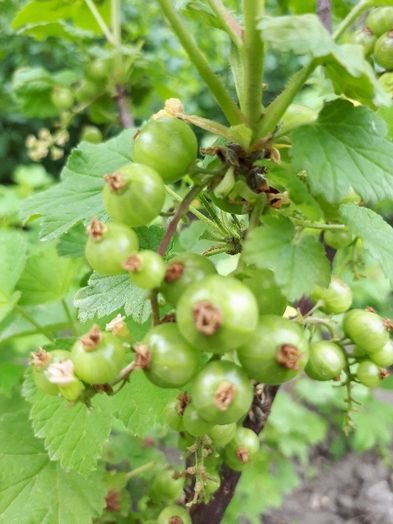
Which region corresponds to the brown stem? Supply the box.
[115,84,134,128]
[317,0,332,32]
[158,185,202,256]
[190,385,279,524]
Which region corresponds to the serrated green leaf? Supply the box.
[340,204,393,284]
[136,225,165,250]
[12,0,111,35]
[23,374,113,475]
[0,230,27,322]
[0,396,105,524]
[259,14,333,58]
[17,244,79,305]
[243,216,330,301]
[111,370,176,436]
[74,273,151,324]
[17,21,93,42]
[0,302,68,344]
[12,67,58,118]
[57,222,87,258]
[325,44,390,108]
[291,100,393,203]
[21,130,133,240]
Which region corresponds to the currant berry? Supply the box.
[164,399,185,432]
[51,87,74,110]
[133,117,198,183]
[176,275,258,353]
[305,341,346,381]
[151,469,184,503]
[237,315,309,385]
[236,268,287,316]
[81,125,103,144]
[103,163,165,227]
[343,309,389,353]
[183,403,213,437]
[312,277,352,314]
[161,253,217,307]
[224,428,259,472]
[205,470,220,496]
[349,28,376,56]
[31,348,72,395]
[124,250,165,289]
[374,31,393,70]
[366,7,393,37]
[137,324,199,388]
[157,505,191,524]
[75,79,99,102]
[369,339,393,367]
[208,423,237,447]
[191,360,253,425]
[356,360,389,388]
[85,219,139,275]
[71,325,125,384]
[86,58,110,80]
[324,229,353,250]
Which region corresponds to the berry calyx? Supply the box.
[102,163,165,227]
[85,219,139,276]
[176,275,258,353]
[191,360,253,425]
[124,250,166,290]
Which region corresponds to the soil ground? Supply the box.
[263,392,393,524]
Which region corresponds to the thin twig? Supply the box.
[206,0,243,47]
[317,0,332,32]
[61,299,78,336]
[115,85,134,128]
[158,185,202,256]
[84,0,115,44]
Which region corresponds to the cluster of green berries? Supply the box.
[29,107,393,521]
[351,7,393,87]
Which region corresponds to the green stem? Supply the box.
[292,220,348,231]
[84,0,115,44]
[111,0,121,47]
[248,195,265,232]
[199,194,230,236]
[241,0,264,134]
[165,186,224,235]
[156,0,244,125]
[125,461,155,479]
[14,305,55,343]
[333,0,370,41]
[206,0,243,48]
[62,299,78,337]
[203,245,231,257]
[256,60,316,139]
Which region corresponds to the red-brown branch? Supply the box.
[190,385,280,524]
[115,85,134,128]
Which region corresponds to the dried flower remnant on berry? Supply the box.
[276,344,302,370]
[104,172,127,192]
[214,381,236,411]
[124,254,142,272]
[134,344,152,369]
[81,324,103,351]
[193,300,222,335]
[165,261,185,283]
[87,218,107,241]
[30,347,51,369]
